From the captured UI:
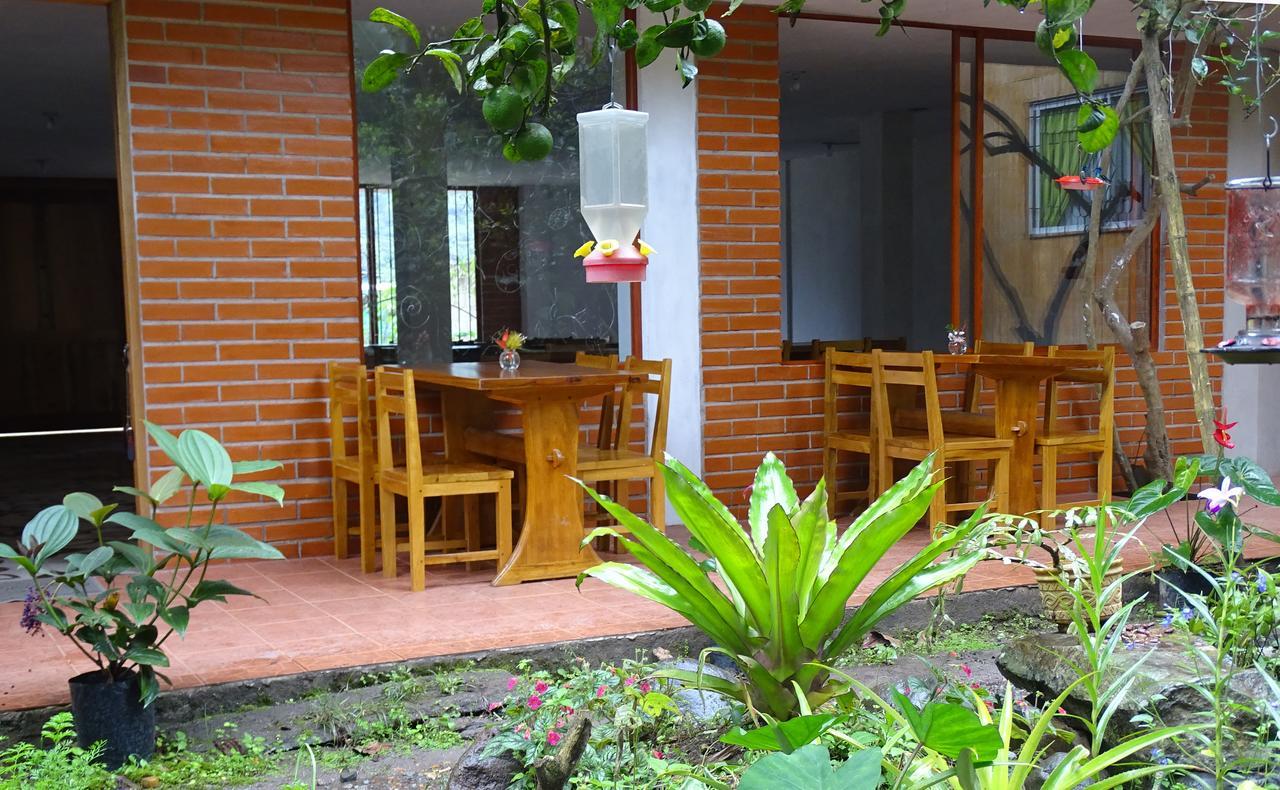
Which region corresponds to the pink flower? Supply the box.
[561,705,575,715]
[639,681,651,693]
[507,677,518,691]
[624,676,636,687]
[652,749,664,759]
[960,664,972,678]
[596,685,607,698]
[547,730,562,746]
[528,695,543,710]
[487,701,501,712]
[522,730,531,741]
[556,718,566,728]
[534,680,549,694]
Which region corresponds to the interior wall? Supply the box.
[784,150,861,343]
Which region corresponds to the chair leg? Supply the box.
[878,449,893,499]
[495,480,513,572]
[994,454,1011,515]
[928,455,947,535]
[651,473,666,535]
[464,494,481,572]
[1097,446,1113,504]
[1040,446,1058,527]
[823,446,838,517]
[332,477,348,560]
[380,488,397,579]
[358,478,376,574]
[408,494,426,592]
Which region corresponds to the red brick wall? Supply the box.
[123,0,360,555]
[697,6,1226,511]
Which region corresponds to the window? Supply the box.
[1028,86,1151,237]
[358,186,396,347]
[446,188,478,344]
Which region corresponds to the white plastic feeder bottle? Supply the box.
[577,105,650,283]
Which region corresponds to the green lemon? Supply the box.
[502,139,523,163]
[689,19,726,58]
[482,86,525,133]
[513,123,554,161]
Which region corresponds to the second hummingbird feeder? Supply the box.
[575,105,651,283]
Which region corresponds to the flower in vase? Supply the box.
[497,329,525,352]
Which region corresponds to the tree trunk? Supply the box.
[1140,29,1218,455]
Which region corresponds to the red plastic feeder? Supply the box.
[583,244,648,283]
[1055,174,1106,191]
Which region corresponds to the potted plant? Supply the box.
[989,468,1192,627]
[2,422,286,769]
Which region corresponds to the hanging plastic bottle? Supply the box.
[574,104,652,283]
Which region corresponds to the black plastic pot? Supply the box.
[1156,567,1216,608]
[68,669,155,769]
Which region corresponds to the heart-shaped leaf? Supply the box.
[178,429,233,491]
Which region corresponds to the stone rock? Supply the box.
[997,633,1269,738]
[446,730,523,790]
[1025,751,1092,789]
[660,659,739,722]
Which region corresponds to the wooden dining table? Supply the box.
[938,353,1076,516]
[410,360,638,585]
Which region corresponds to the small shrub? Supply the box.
[0,713,112,790]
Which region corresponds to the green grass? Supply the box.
[119,726,280,788]
[841,613,1054,665]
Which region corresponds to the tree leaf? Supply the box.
[23,506,79,566]
[720,714,838,753]
[363,50,410,93]
[1057,48,1097,95]
[230,481,286,506]
[1226,457,1280,506]
[426,48,464,92]
[636,25,664,68]
[76,546,114,577]
[231,460,281,476]
[738,744,881,790]
[124,645,170,667]
[160,605,190,637]
[658,16,698,48]
[150,466,186,505]
[62,492,104,523]
[189,579,258,604]
[144,421,187,476]
[1077,103,1118,153]
[368,7,421,48]
[178,429,234,491]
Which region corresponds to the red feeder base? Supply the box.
[583,246,648,283]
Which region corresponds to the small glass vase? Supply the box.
[499,348,521,371]
[947,329,969,355]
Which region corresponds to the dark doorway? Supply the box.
[0,0,133,592]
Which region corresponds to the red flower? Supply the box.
[528,695,543,710]
[652,749,665,759]
[534,680,549,694]
[547,731,561,746]
[1214,414,1238,450]
[499,329,511,350]
[960,664,972,678]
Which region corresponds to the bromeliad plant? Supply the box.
[2,421,286,704]
[577,452,991,720]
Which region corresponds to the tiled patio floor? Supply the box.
[3,500,1277,711]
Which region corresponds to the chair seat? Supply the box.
[381,462,513,486]
[578,447,655,475]
[825,430,872,453]
[1037,430,1106,449]
[884,430,1013,453]
[896,407,997,437]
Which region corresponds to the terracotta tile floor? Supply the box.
[3,499,1277,712]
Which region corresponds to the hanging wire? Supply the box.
[1254,2,1276,188]
[605,39,621,109]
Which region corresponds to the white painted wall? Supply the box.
[1223,95,1280,473]
[637,10,703,511]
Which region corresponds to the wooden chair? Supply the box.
[328,362,378,573]
[577,357,672,535]
[574,352,622,534]
[962,340,1037,413]
[374,366,514,591]
[874,350,1013,530]
[1038,346,1115,521]
[822,349,878,515]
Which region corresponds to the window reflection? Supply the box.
[351,2,620,365]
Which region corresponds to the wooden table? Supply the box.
[941,354,1074,516]
[410,361,636,585]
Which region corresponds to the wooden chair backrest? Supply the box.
[618,357,672,462]
[965,339,1036,412]
[328,361,373,471]
[575,351,621,450]
[873,349,944,446]
[374,366,421,480]
[1044,346,1115,439]
[824,348,875,437]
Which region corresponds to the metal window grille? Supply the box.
[446,188,479,344]
[1027,86,1151,238]
[358,186,397,346]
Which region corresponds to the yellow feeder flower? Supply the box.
[598,239,620,257]
[637,239,655,256]
[573,240,595,258]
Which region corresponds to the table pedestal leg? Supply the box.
[493,397,602,585]
[993,376,1044,516]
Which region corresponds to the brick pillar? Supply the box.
[123,0,360,555]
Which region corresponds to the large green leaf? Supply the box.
[75,546,114,577]
[363,50,410,92]
[23,505,79,567]
[62,492,104,523]
[368,7,421,47]
[189,579,256,604]
[230,481,285,506]
[1044,0,1094,26]
[1226,456,1280,506]
[763,504,804,675]
[749,452,800,554]
[231,460,282,476]
[150,467,186,505]
[1077,103,1119,153]
[178,429,233,492]
[720,714,838,753]
[107,511,184,554]
[791,479,831,619]
[738,744,881,790]
[144,421,187,476]
[894,690,1003,761]
[109,541,156,575]
[1056,48,1097,94]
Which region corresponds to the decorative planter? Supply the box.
[68,669,155,769]
[1034,563,1125,628]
